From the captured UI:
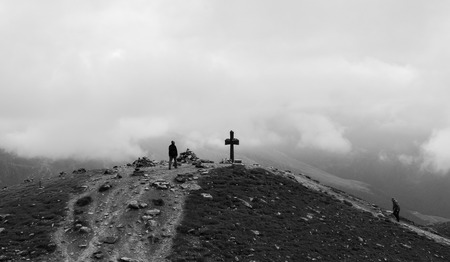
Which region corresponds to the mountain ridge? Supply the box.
[1,158,450,261]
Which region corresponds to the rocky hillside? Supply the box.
[0,149,117,187]
[1,159,450,261]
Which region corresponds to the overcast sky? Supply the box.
[1,1,450,172]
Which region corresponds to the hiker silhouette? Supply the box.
[168,141,178,170]
[392,198,400,222]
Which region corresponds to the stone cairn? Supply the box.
[178,149,214,168]
[177,149,198,163]
[132,157,158,168]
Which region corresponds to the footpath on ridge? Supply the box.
[49,161,215,262]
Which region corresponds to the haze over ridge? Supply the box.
[0,0,449,177]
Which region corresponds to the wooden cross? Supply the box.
[225,130,239,163]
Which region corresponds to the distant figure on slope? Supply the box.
[392,198,400,222]
[168,141,178,170]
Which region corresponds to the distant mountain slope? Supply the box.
[240,149,371,192]
[238,149,434,225]
[0,149,117,187]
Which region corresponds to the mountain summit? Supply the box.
[1,158,450,261]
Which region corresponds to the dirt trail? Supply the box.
[50,163,213,262]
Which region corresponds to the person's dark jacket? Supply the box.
[169,144,178,157]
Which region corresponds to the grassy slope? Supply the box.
[170,166,450,261]
[0,172,91,261]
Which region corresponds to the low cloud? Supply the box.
[421,128,450,173]
[0,1,450,170]
[0,116,169,161]
[294,114,352,154]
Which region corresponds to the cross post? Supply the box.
[225,130,239,163]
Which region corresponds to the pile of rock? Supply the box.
[178,149,214,167]
[177,149,198,163]
[132,157,158,168]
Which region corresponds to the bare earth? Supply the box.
[49,163,213,262]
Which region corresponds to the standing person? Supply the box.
[392,198,400,222]
[168,141,178,170]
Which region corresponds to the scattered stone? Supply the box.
[79,244,88,248]
[201,193,213,199]
[79,226,91,234]
[92,251,103,259]
[102,236,119,244]
[198,169,209,174]
[375,243,384,249]
[0,214,11,221]
[343,200,353,207]
[114,174,123,179]
[73,168,87,174]
[99,182,113,192]
[175,175,187,183]
[153,181,170,190]
[251,230,261,236]
[139,203,148,209]
[195,162,206,168]
[128,200,140,209]
[145,209,161,216]
[220,158,233,164]
[119,257,134,262]
[103,169,114,175]
[401,243,412,249]
[235,197,252,209]
[190,184,202,191]
[286,174,296,180]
